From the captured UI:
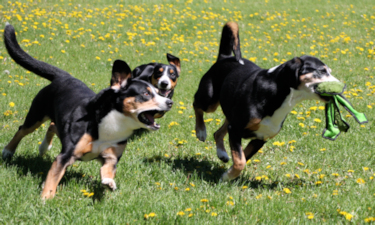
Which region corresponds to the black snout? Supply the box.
[160,80,169,88]
[166,99,173,108]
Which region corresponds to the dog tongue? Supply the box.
[159,89,170,97]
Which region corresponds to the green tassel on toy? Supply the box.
[315,81,368,141]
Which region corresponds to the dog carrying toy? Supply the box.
[315,81,368,141]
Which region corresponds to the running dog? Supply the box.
[2,23,173,199]
[193,22,340,181]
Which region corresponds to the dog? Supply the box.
[193,22,340,181]
[2,23,173,199]
[132,53,180,118]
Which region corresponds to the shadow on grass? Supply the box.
[144,155,307,191]
[2,154,106,202]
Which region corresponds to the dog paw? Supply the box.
[39,140,52,156]
[101,178,117,191]
[220,171,230,182]
[196,129,207,142]
[2,148,14,160]
[217,149,230,163]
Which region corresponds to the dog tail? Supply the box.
[217,21,243,63]
[3,23,70,81]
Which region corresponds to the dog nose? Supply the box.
[166,99,173,108]
[160,80,169,88]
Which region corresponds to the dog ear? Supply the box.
[166,53,181,75]
[111,60,132,89]
[283,57,304,89]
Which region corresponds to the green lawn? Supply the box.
[0,0,374,223]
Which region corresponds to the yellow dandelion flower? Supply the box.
[211,212,218,217]
[283,188,291,194]
[200,199,209,202]
[313,118,321,123]
[148,212,156,217]
[9,102,15,107]
[185,208,192,212]
[356,178,365,184]
[177,211,185,216]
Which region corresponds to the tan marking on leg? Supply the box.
[206,101,220,113]
[100,143,126,190]
[214,119,229,162]
[245,118,261,131]
[73,133,93,158]
[45,122,57,145]
[41,155,75,199]
[223,149,246,180]
[4,118,48,155]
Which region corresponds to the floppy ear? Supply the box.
[111,59,132,89]
[166,53,181,75]
[284,57,303,88]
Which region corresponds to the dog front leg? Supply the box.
[99,143,126,191]
[41,153,75,199]
[214,119,229,162]
[221,128,246,181]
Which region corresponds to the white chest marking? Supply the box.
[80,110,140,161]
[254,88,307,140]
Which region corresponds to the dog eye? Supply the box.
[144,92,150,96]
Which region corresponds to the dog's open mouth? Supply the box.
[158,89,171,97]
[138,110,161,130]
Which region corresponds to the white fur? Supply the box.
[2,148,14,159]
[99,110,141,142]
[220,171,230,181]
[80,110,141,161]
[39,138,52,156]
[267,64,281,74]
[102,178,117,190]
[239,59,244,65]
[254,88,313,140]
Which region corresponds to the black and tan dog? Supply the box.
[132,53,181,100]
[132,54,180,118]
[2,23,173,199]
[193,22,340,181]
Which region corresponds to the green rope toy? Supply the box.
[315,81,368,141]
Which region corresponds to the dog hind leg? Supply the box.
[41,153,75,199]
[221,128,246,181]
[214,119,229,162]
[39,122,57,156]
[2,116,49,160]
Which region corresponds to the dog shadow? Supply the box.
[144,155,306,191]
[2,154,106,202]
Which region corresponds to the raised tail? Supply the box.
[217,21,243,64]
[3,23,71,81]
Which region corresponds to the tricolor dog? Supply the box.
[132,54,180,118]
[132,54,180,98]
[2,23,173,199]
[193,22,340,181]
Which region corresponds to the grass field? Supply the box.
[0,0,374,223]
